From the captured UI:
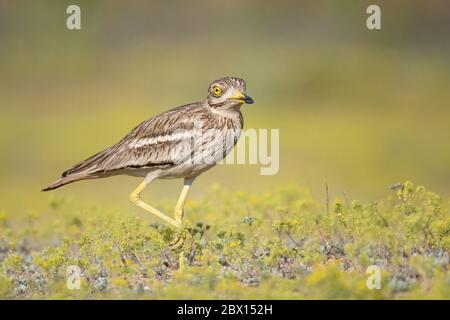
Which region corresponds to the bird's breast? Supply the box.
[155,109,244,179]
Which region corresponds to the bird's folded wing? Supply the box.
[62,104,202,177]
[99,126,196,171]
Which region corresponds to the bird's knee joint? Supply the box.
[175,207,184,216]
[130,193,140,204]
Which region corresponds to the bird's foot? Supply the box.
[169,228,186,270]
[169,233,185,250]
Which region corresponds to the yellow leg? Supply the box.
[130,176,195,270]
[130,180,181,228]
[174,177,194,224]
[170,177,195,269]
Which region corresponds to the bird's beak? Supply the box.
[229,91,254,104]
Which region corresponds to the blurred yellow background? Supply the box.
[1,0,449,214]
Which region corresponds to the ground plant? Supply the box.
[1,181,448,299]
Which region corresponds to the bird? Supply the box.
[42,77,254,266]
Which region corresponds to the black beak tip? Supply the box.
[245,95,254,104]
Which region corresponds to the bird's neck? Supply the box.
[206,102,243,119]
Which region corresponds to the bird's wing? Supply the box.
[62,103,203,177]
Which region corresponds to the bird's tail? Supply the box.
[41,145,115,192]
[41,174,90,192]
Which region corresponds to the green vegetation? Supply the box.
[1,181,448,299]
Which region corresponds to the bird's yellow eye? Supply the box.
[212,86,222,97]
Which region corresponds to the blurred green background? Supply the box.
[0,0,449,215]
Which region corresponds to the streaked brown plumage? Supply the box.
[42,77,254,267]
[43,77,252,190]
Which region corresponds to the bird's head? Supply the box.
[206,77,254,110]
